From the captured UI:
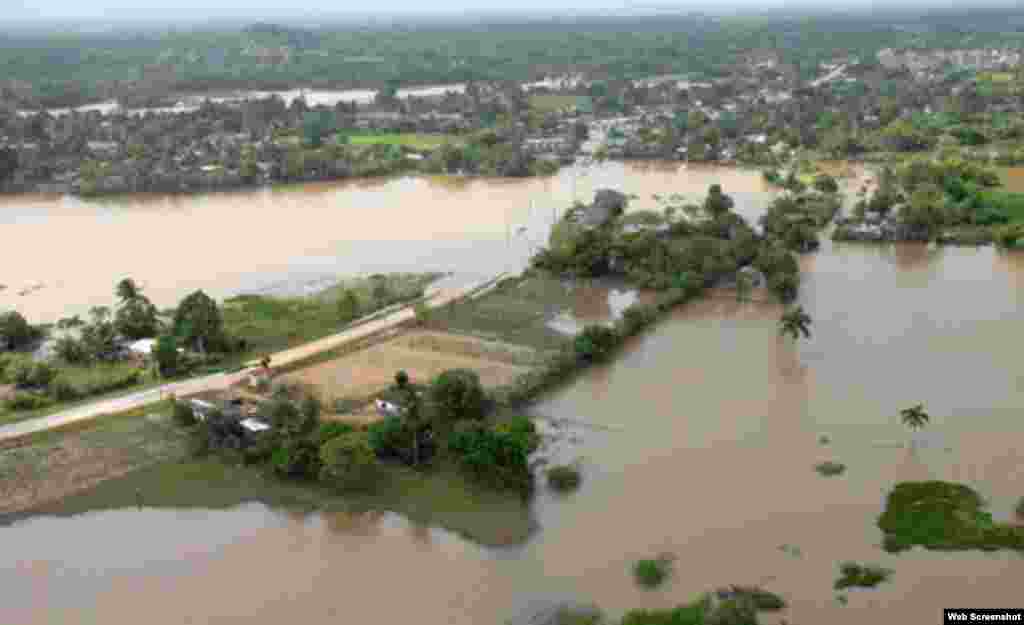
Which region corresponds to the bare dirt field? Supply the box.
[282,330,538,404]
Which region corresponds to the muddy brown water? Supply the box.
[5,170,1024,624]
[0,162,774,324]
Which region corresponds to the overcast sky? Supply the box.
[4,0,1010,23]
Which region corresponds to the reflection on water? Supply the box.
[0,162,772,323]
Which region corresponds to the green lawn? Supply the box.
[347,133,456,150]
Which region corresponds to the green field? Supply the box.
[347,133,457,150]
[528,94,581,113]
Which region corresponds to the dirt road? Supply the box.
[0,274,506,443]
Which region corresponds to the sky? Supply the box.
[4,0,1013,24]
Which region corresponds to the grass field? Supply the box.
[425,275,575,351]
[528,94,580,113]
[347,133,456,150]
[221,272,441,365]
[17,452,534,546]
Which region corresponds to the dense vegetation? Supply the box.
[187,368,540,494]
[3,9,1023,108]
[878,481,1024,552]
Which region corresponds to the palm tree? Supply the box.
[778,306,812,341]
[900,404,930,449]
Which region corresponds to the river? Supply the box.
[0,161,776,323]
[4,167,1024,624]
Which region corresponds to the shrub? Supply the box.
[314,421,355,445]
[0,311,37,349]
[5,392,53,411]
[447,417,538,492]
[172,400,197,427]
[815,461,846,477]
[413,301,431,325]
[548,464,582,492]
[633,555,673,589]
[49,376,80,401]
[367,416,410,458]
[11,360,56,389]
[833,562,893,590]
[814,173,839,193]
[1015,497,1024,520]
[319,431,380,491]
[54,336,90,364]
[429,369,485,423]
[573,325,619,362]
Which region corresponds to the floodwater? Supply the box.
[0,161,774,323]
[21,84,469,118]
[7,167,1023,624]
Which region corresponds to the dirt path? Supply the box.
[0,274,506,443]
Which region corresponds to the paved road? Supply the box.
[0,273,506,442]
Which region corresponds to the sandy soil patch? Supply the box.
[282,330,536,402]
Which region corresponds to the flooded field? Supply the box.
[4,233,1024,624]
[0,161,776,323]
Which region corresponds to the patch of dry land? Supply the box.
[282,330,544,414]
[0,406,186,517]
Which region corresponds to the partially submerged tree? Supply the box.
[778,306,813,341]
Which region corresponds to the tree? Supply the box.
[154,334,180,377]
[336,290,361,321]
[813,173,839,193]
[319,432,379,491]
[0,311,36,350]
[81,306,119,361]
[0,147,18,182]
[703,184,735,219]
[116,278,141,303]
[778,306,812,341]
[394,370,409,389]
[429,369,485,424]
[900,404,930,431]
[173,290,224,354]
[573,325,618,362]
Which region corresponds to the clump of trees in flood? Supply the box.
[531,185,804,303]
[183,367,539,494]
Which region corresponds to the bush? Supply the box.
[49,376,80,401]
[1015,497,1024,520]
[573,325,619,362]
[54,336,90,364]
[314,421,355,445]
[633,555,673,589]
[11,360,56,389]
[447,417,538,492]
[413,301,431,325]
[5,392,53,411]
[815,461,846,477]
[813,173,839,193]
[0,311,37,349]
[547,464,582,492]
[834,562,893,590]
[319,431,380,491]
[367,415,410,458]
[429,369,485,423]
[172,400,197,427]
